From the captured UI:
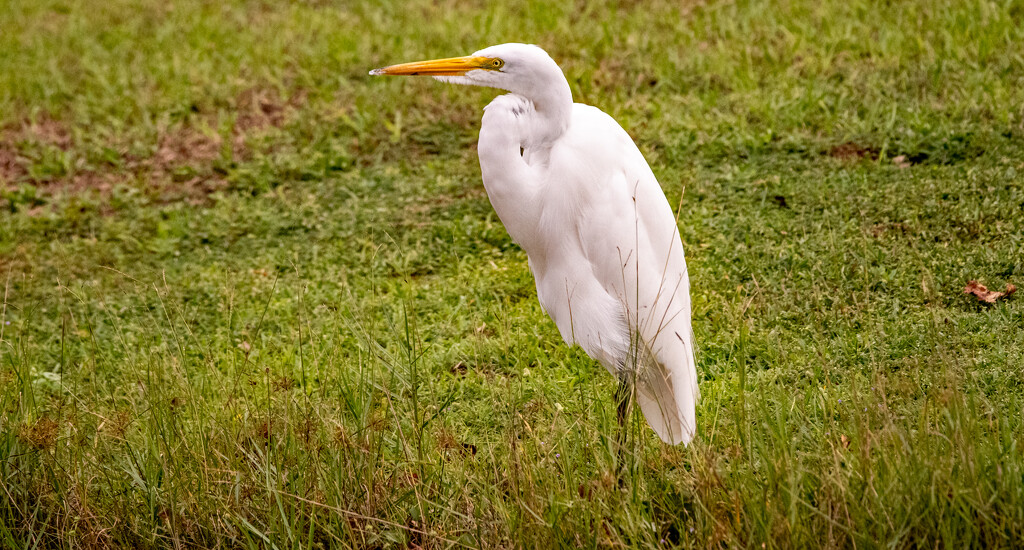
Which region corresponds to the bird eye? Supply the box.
[491,58,504,69]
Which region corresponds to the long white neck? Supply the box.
[519,74,573,146]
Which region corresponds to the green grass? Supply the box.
[2,0,1024,547]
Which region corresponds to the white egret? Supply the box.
[371,43,698,445]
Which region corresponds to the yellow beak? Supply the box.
[369,56,495,77]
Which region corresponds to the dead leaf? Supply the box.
[840,434,851,449]
[963,280,1016,304]
[892,155,911,168]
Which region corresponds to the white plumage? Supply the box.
[372,43,698,445]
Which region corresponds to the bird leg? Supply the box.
[614,375,634,480]
[615,377,632,432]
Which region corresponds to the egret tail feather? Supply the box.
[630,336,696,445]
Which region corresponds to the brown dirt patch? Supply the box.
[25,115,73,150]
[0,145,27,183]
[148,87,303,175]
[154,126,225,167]
[869,222,910,238]
[2,85,306,208]
[828,142,878,162]
[235,86,306,133]
[65,171,120,198]
[0,114,73,185]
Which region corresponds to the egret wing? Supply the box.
[552,104,698,444]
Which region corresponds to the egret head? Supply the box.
[370,43,567,101]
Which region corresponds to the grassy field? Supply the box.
[2,0,1024,547]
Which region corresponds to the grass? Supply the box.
[2,0,1023,547]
